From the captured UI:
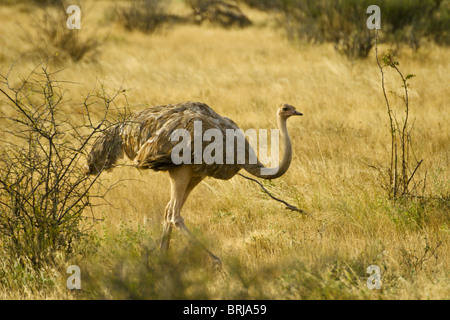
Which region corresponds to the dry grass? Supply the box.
[0,1,448,299]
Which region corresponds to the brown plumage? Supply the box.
[83,101,302,264]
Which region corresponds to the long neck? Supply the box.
[242,115,292,179]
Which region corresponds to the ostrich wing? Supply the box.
[120,102,241,176]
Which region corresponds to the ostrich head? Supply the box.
[277,103,303,118]
[82,126,124,176]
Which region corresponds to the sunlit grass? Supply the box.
[0,0,448,299]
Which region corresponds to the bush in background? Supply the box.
[116,0,173,34]
[34,7,100,62]
[188,0,252,27]
[280,0,449,59]
[0,0,65,5]
[238,0,283,11]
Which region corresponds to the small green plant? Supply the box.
[374,30,424,200]
[399,236,442,277]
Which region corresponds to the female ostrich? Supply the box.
[83,101,302,264]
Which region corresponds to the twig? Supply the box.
[238,173,313,218]
[407,159,423,190]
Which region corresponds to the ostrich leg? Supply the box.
[160,174,202,253]
[161,166,221,265]
[160,203,173,253]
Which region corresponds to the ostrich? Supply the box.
[83,101,303,265]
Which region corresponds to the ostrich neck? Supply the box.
[242,115,292,179]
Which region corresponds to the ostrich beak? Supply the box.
[291,110,303,116]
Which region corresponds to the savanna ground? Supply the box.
[0,0,448,299]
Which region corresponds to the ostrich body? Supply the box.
[83,101,302,264]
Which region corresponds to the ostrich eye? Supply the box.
[282,107,288,111]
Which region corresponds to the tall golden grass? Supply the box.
[0,1,448,299]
